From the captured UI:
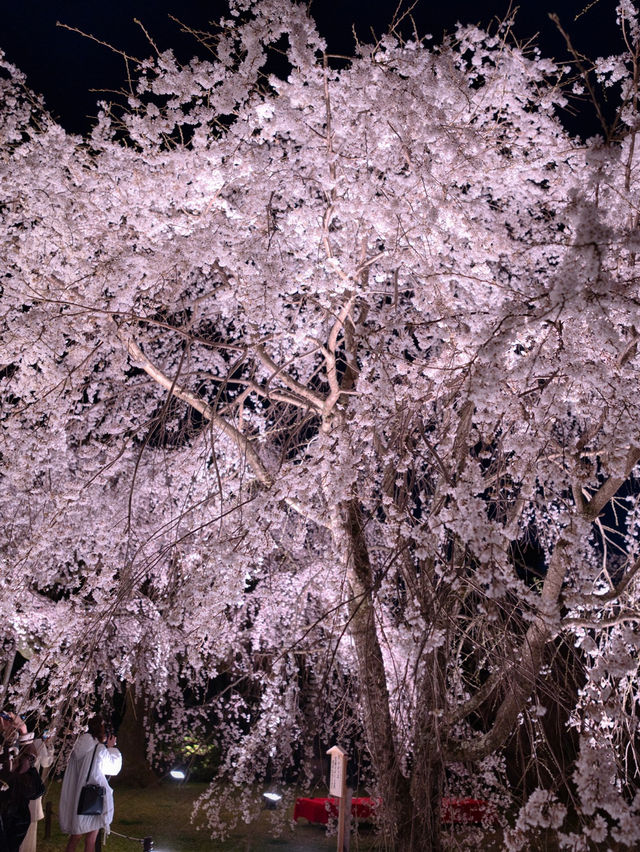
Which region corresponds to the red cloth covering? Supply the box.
[441,797,494,824]
[293,796,377,825]
[293,796,492,826]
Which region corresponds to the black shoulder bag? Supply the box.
[76,744,105,816]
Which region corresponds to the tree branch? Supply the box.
[322,295,356,416]
[564,553,640,609]
[582,445,640,521]
[562,609,640,629]
[124,336,274,486]
[122,335,331,529]
[254,345,324,411]
[445,536,569,762]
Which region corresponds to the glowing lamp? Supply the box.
[263,792,282,809]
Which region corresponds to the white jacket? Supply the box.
[59,733,122,835]
[29,737,53,821]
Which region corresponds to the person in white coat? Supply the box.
[18,734,53,852]
[58,717,122,852]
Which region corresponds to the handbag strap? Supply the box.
[85,744,99,784]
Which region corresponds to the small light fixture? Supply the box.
[169,767,186,781]
[263,792,282,810]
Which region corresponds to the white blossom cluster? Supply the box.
[2,0,640,847]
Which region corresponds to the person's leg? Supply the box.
[18,820,37,852]
[82,830,99,852]
[65,835,82,852]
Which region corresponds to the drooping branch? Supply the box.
[446,444,640,762]
[122,335,331,528]
[447,667,503,726]
[562,609,640,629]
[581,445,640,521]
[570,553,640,608]
[125,336,274,485]
[217,375,322,414]
[254,344,325,411]
[445,529,571,762]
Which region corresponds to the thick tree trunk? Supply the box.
[114,686,159,787]
[332,498,412,845]
[395,640,448,852]
[400,759,444,851]
[337,500,449,850]
[402,716,445,851]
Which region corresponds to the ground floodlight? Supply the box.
[169,767,186,781]
[263,791,282,809]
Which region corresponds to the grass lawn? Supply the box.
[37,781,378,852]
[35,783,640,852]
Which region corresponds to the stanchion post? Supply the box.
[344,787,353,852]
[44,800,52,840]
[142,837,153,851]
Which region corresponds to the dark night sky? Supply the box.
[0,0,625,136]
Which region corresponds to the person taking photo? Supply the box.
[59,717,121,852]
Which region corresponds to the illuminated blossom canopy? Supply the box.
[2,1,640,848]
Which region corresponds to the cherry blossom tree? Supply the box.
[3,1,640,848]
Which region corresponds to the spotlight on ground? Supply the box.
[169,768,186,781]
[263,792,282,810]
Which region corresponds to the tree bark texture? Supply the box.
[335,498,451,850]
[114,686,159,787]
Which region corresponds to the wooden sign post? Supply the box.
[327,745,348,851]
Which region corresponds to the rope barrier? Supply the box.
[110,830,145,842]
[107,830,153,850]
